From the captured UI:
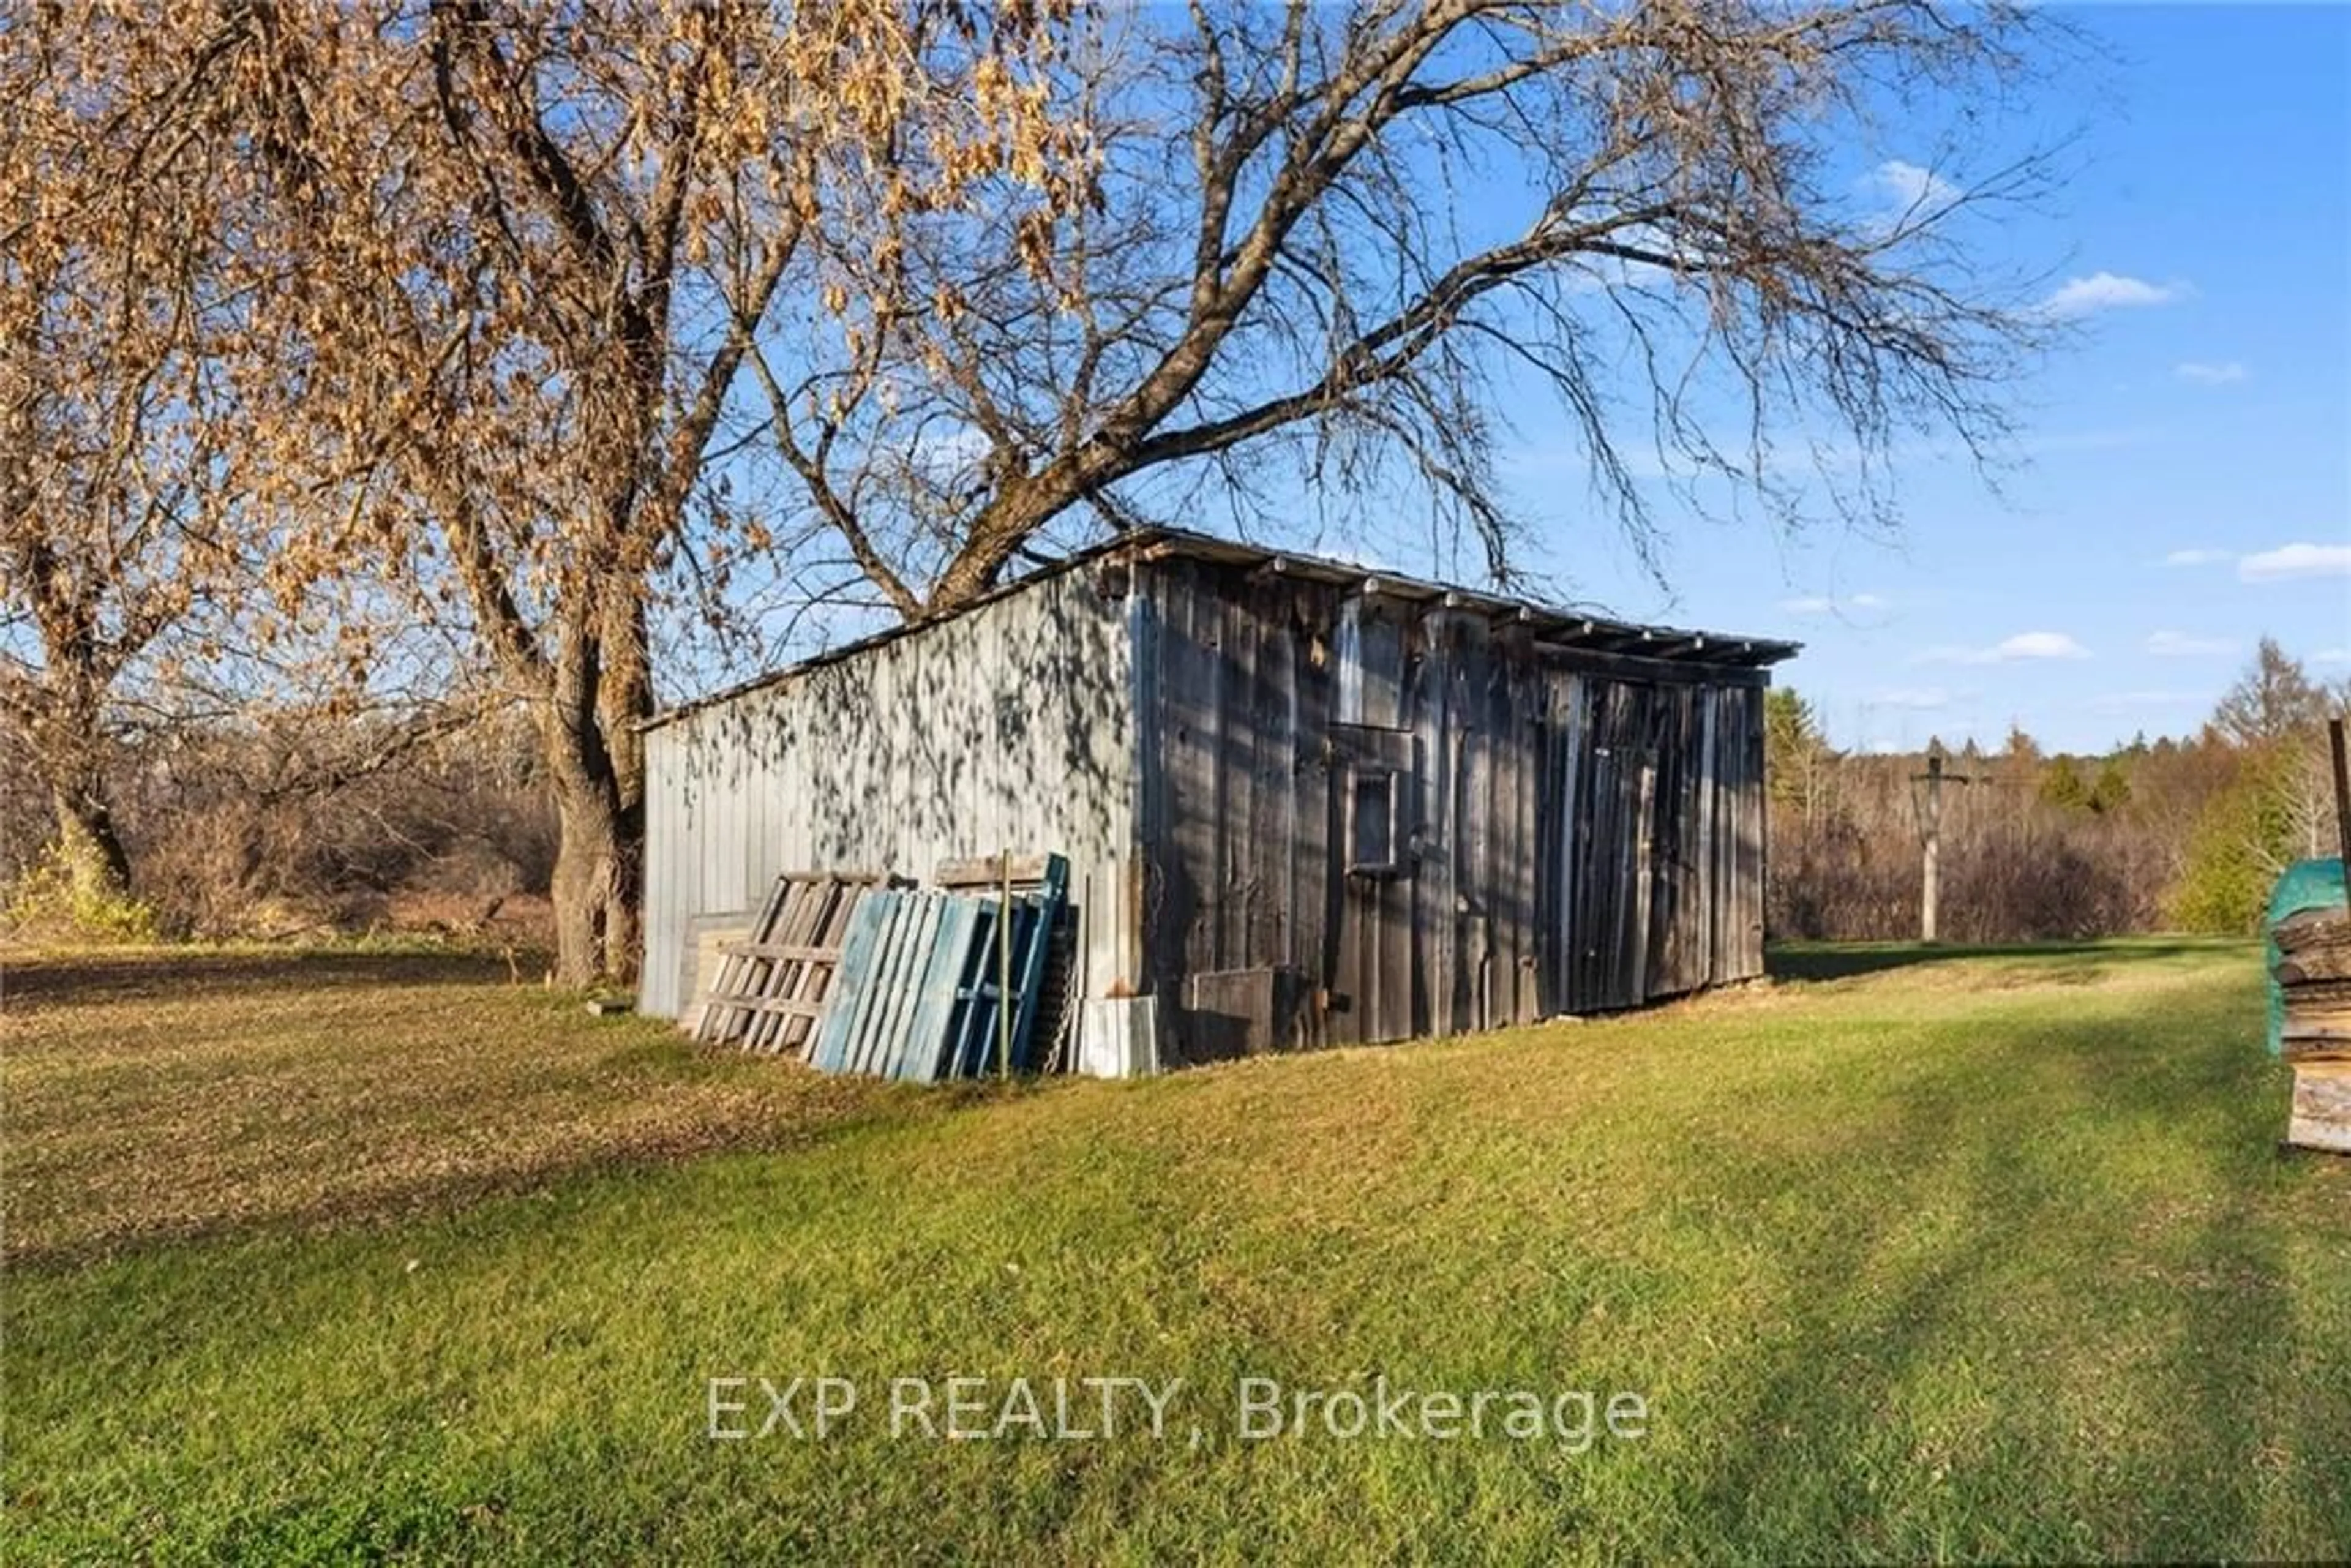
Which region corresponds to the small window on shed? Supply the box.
[1335,596,1404,729]
[1348,764,1403,876]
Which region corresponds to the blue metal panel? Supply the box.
[811,892,887,1073]
[1009,856,1070,1070]
[846,893,907,1075]
[800,860,1074,1082]
[954,907,1005,1079]
[872,894,942,1076]
[897,897,972,1083]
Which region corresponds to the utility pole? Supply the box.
[2330,717,2350,876]
[1910,745,1973,945]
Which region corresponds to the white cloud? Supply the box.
[1995,632,2093,661]
[2162,547,2235,567]
[2144,630,2237,657]
[2237,542,2351,582]
[1559,220,1697,294]
[2039,272,2188,318]
[2315,648,2351,666]
[2175,361,2249,386]
[1921,631,2091,664]
[1869,159,1962,215]
[1779,590,1888,618]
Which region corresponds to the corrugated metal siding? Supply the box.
[640,566,1138,1019]
[1134,557,1773,1065]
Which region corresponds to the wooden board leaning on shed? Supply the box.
[2275,910,2351,1153]
[810,855,1070,1082]
[692,871,896,1056]
[678,914,752,1037]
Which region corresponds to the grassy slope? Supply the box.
[5,941,2348,1562]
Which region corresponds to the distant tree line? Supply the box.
[1765,639,2350,942]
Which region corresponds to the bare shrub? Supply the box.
[1769,737,2249,943]
[108,708,555,943]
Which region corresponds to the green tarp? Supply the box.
[2266,857,2349,1056]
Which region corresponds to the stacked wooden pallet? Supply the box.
[693,871,892,1056]
[938,853,1081,1073]
[809,855,1068,1082]
[2276,910,2351,1154]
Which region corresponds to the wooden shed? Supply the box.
[640,528,1796,1072]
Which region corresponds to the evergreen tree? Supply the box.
[2039,755,2090,810]
[2088,757,2132,814]
[1764,688,1836,826]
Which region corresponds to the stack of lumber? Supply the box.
[2274,910,2351,1154]
[693,871,893,1056]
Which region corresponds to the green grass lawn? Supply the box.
[5,939,2347,1562]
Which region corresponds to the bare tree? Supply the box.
[231,1,1082,981]
[2213,636,2336,749]
[7,1,2068,974]
[0,5,266,901]
[1765,686,1837,830]
[758,0,2066,615]
[2210,639,2350,871]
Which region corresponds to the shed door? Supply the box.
[1325,723,1415,1045]
[1567,708,1659,1013]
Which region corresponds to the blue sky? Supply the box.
[1493,4,2351,756]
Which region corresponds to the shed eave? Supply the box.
[641,524,1799,733]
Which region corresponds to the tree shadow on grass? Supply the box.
[4,1090,915,1275]
[1,948,537,1008]
[1769,940,2244,984]
[1671,989,2328,1559]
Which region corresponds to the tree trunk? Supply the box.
[598,580,652,865]
[927,530,1023,615]
[549,770,632,987]
[541,613,642,987]
[49,773,132,901]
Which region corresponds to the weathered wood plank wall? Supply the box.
[1136,557,1769,1065]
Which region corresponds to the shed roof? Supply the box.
[643,525,1799,732]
